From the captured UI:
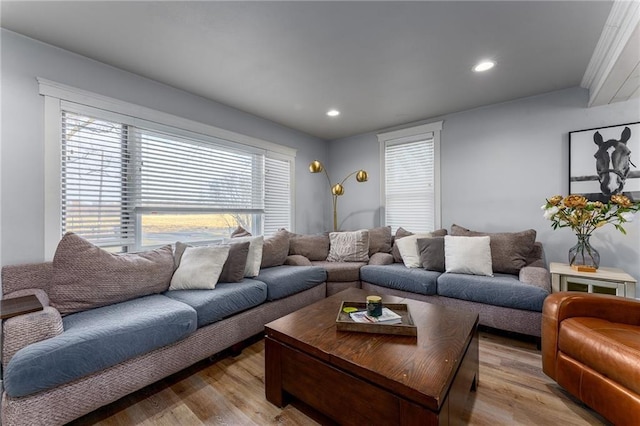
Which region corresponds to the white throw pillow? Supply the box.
[327,230,370,262]
[225,235,264,277]
[396,233,434,268]
[169,245,230,290]
[444,235,493,277]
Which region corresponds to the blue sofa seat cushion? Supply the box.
[437,272,549,311]
[164,279,267,327]
[360,264,440,296]
[4,294,197,398]
[256,266,327,301]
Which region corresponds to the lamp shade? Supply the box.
[332,183,344,196]
[309,160,323,173]
[356,170,368,182]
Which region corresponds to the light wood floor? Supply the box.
[70,330,609,426]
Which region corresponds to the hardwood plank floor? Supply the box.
[70,330,609,425]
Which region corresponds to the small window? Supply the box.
[378,122,442,233]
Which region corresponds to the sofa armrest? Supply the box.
[519,266,551,292]
[2,289,63,370]
[368,252,394,265]
[284,255,313,266]
[541,292,640,380]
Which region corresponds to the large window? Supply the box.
[378,122,442,233]
[43,79,294,255]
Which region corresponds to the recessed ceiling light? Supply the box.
[326,109,340,117]
[473,60,495,72]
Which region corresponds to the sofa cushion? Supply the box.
[311,261,367,282]
[288,233,330,261]
[256,265,327,301]
[444,235,493,277]
[51,232,174,315]
[169,245,230,290]
[368,226,392,255]
[4,294,197,398]
[417,237,445,272]
[360,264,439,296]
[175,241,250,284]
[559,317,640,395]
[437,272,548,311]
[164,280,267,327]
[261,229,290,268]
[451,225,536,275]
[327,230,370,262]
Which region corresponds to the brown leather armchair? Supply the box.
[542,292,640,425]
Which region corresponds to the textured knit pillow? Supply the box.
[327,230,370,262]
[450,225,536,275]
[169,245,229,290]
[444,235,493,277]
[261,229,290,268]
[227,235,264,277]
[51,232,174,315]
[175,241,250,283]
[417,237,445,272]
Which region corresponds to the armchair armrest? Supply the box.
[519,266,551,292]
[541,292,640,380]
[284,255,313,266]
[2,289,63,370]
[368,252,394,265]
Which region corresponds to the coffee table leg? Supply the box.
[265,337,285,407]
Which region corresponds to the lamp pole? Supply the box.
[309,160,368,231]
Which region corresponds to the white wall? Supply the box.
[0,29,328,266]
[329,87,640,282]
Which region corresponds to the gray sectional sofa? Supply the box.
[0,225,550,425]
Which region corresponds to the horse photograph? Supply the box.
[569,122,640,203]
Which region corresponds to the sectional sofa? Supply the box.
[0,225,550,425]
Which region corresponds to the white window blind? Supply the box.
[379,121,442,233]
[134,128,264,213]
[385,138,435,232]
[264,156,292,236]
[61,111,135,248]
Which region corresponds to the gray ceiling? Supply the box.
[1,1,613,140]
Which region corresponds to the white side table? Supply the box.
[550,262,637,299]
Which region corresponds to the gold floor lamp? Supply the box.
[308,160,368,231]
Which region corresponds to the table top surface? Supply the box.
[265,288,479,410]
[549,262,636,283]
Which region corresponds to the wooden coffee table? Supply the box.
[265,288,479,425]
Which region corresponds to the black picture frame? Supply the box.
[569,122,640,202]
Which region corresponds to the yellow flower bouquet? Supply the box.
[542,194,640,269]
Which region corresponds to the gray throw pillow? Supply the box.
[392,227,448,263]
[417,237,445,272]
[368,226,392,256]
[288,233,330,261]
[175,241,250,283]
[51,232,174,315]
[218,242,250,283]
[261,229,290,268]
[450,224,536,275]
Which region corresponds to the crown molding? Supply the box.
[581,0,640,106]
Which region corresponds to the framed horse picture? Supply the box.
[569,122,640,203]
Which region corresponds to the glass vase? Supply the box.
[568,234,600,269]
